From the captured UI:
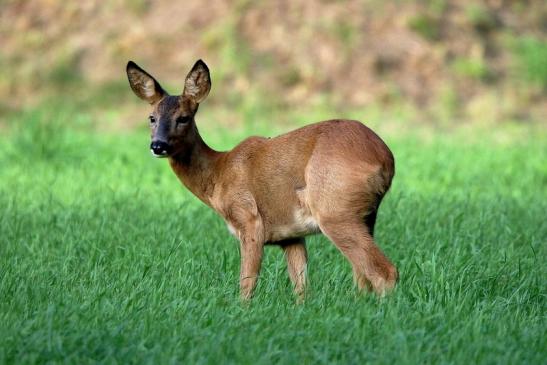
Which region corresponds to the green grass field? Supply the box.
[0,107,545,364]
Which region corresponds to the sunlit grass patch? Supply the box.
[0,106,545,364]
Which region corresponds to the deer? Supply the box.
[126,59,398,301]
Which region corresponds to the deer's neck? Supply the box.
[168,129,223,207]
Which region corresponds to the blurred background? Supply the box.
[1,3,546,362]
[0,0,545,130]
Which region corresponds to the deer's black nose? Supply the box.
[150,141,171,157]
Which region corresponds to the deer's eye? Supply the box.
[149,115,156,124]
[177,116,191,125]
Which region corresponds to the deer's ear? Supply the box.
[182,60,211,104]
[126,61,166,104]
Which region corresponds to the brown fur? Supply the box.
[127,60,398,300]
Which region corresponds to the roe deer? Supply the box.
[126,59,398,300]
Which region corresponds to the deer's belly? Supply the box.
[268,207,320,242]
[224,209,319,242]
[220,186,320,242]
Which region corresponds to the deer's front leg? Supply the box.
[226,199,265,300]
[239,234,264,300]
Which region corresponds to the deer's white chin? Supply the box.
[150,150,169,158]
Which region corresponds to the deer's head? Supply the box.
[126,60,211,157]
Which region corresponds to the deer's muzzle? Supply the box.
[150,141,171,157]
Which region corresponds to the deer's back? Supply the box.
[228,119,394,186]
[212,120,394,241]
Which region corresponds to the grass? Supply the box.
[0,105,546,364]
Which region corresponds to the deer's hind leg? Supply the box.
[309,180,396,295]
[279,238,307,298]
[364,205,378,237]
[304,144,397,295]
[319,218,397,295]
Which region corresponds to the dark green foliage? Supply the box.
[512,36,547,88]
[465,4,498,33]
[451,57,491,81]
[408,14,440,41]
